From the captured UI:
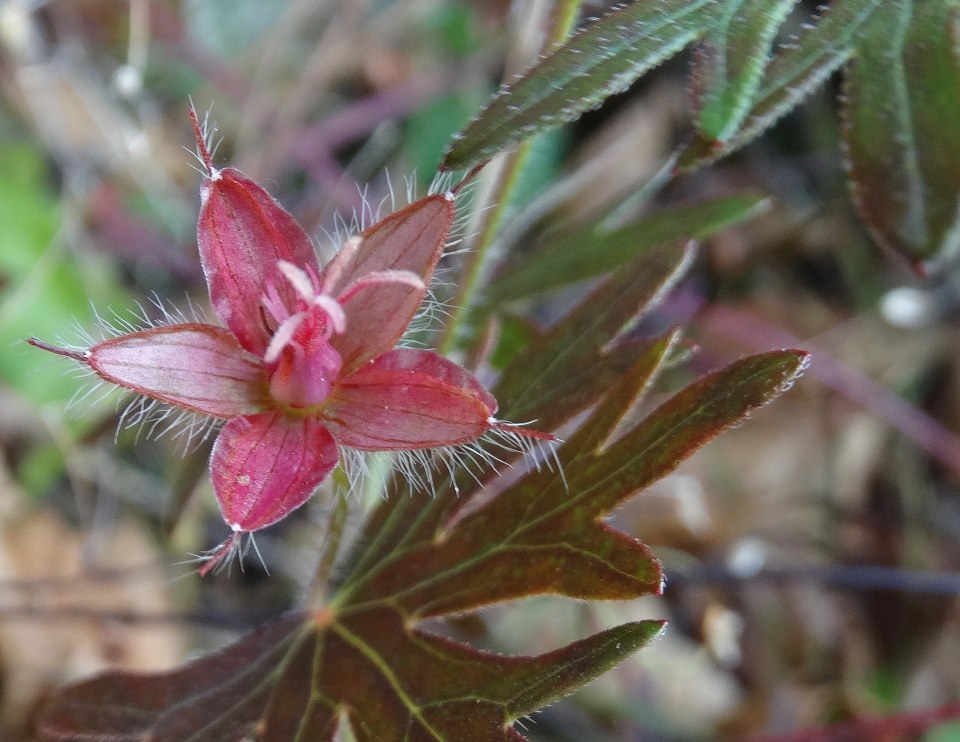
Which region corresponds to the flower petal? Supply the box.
[321,195,454,370]
[198,167,319,355]
[88,324,265,418]
[210,412,338,532]
[324,348,497,449]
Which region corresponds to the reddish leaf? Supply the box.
[38,611,663,741]
[37,234,808,741]
[37,614,304,740]
[494,239,697,429]
[843,1,960,265]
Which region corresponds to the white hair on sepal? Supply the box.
[361,424,559,502]
[338,447,375,498]
[64,374,121,418]
[109,384,221,455]
[183,101,223,178]
[180,529,268,579]
[400,288,455,346]
[487,422,565,488]
[403,172,418,205]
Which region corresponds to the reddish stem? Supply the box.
[188,105,214,174]
[26,338,88,363]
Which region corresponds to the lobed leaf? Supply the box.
[842,0,960,265]
[492,240,696,429]
[40,611,664,742]
[37,613,305,741]
[441,0,732,170]
[365,348,810,617]
[37,233,808,741]
[488,193,768,301]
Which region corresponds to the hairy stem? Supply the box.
[438,0,585,355]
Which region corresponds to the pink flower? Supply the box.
[30,110,549,574]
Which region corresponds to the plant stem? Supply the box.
[438,0,584,355]
[306,488,350,606]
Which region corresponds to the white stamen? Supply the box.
[313,294,346,334]
[264,311,306,362]
[278,260,317,301]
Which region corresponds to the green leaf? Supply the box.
[842,0,960,265]
[492,239,696,429]
[682,0,884,168]
[488,192,769,301]
[677,0,797,166]
[442,0,731,170]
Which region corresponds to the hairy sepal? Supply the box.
[88,324,266,418]
[198,167,319,356]
[210,412,339,532]
[324,195,455,371]
[324,348,498,449]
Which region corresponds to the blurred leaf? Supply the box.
[679,0,884,167]
[493,240,696,428]
[842,0,960,265]
[442,0,731,170]
[488,313,540,370]
[926,722,960,742]
[16,445,66,499]
[37,224,808,739]
[0,142,58,278]
[0,141,131,408]
[678,0,796,166]
[488,193,769,301]
[504,129,570,213]
[183,0,289,57]
[424,1,481,57]
[405,90,489,176]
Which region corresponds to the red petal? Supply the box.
[210,412,338,532]
[88,324,265,418]
[198,167,318,355]
[322,195,454,371]
[324,348,496,449]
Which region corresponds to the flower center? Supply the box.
[262,262,345,410]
